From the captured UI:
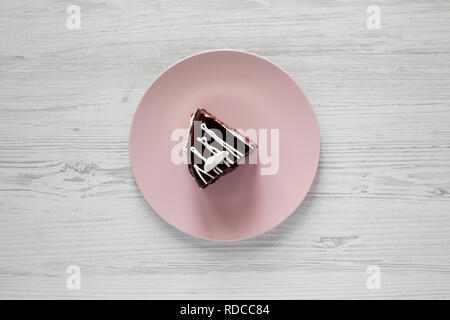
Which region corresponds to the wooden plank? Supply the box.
[0,0,449,299]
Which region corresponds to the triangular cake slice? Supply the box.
[186,108,257,188]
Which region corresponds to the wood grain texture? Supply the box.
[0,0,449,299]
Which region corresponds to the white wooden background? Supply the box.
[1,0,449,299]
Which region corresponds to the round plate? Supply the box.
[129,50,320,241]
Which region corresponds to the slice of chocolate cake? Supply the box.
[186,108,257,188]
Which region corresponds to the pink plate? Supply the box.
[129,50,320,241]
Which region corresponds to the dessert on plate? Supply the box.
[186,108,257,188]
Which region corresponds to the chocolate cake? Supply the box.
[186,108,257,188]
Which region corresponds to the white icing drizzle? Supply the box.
[223,126,255,150]
[184,111,197,154]
[197,136,232,167]
[190,147,222,175]
[193,164,214,185]
[200,123,244,159]
[204,151,229,173]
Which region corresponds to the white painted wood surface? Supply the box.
[1,0,449,299]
